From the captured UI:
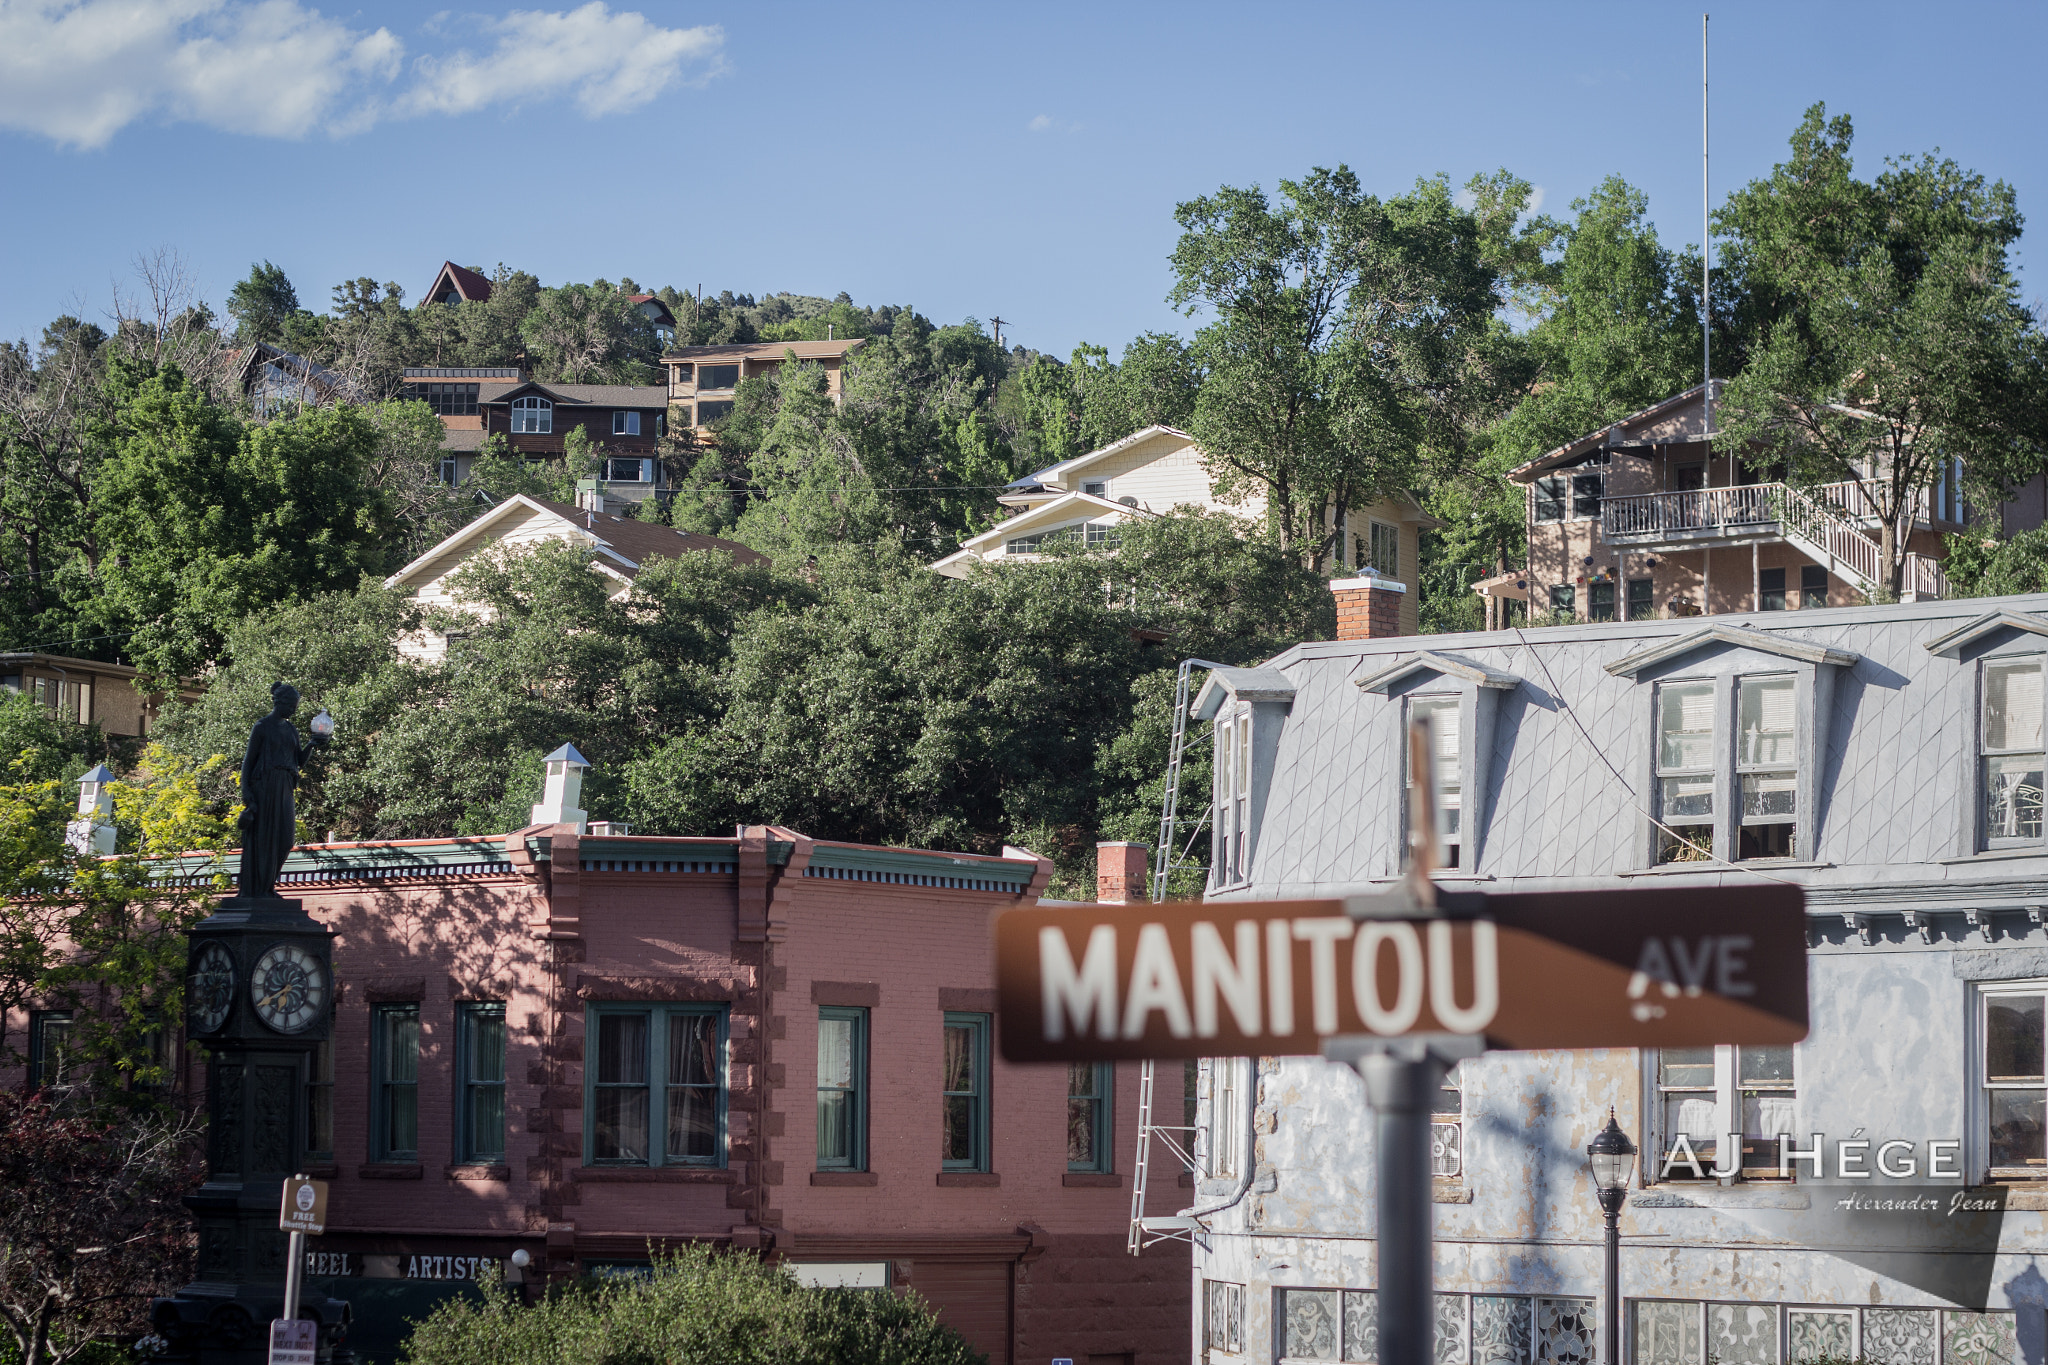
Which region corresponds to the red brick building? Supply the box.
[94,825,1192,1363]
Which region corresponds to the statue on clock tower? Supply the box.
[150,686,351,1363]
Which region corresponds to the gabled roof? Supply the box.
[666,339,866,362]
[1922,609,2048,659]
[1038,425,1197,485]
[1355,650,1521,694]
[230,340,363,404]
[427,261,494,305]
[1191,667,1297,720]
[481,380,670,408]
[1508,380,1725,482]
[385,495,767,591]
[952,491,1158,553]
[1604,622,1861,678]
[628,295,677,328]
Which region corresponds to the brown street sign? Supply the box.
[279,1175,328,1236]
[995,884,1807,1063]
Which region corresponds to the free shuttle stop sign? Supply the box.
[995,883,1807,1061]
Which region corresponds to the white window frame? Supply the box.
[1404,692,1463,870]
[1212,702,1253,888]
[1082,480,1107,496]
[1735,674,1799,861]
[1645,1045,1797,1182]
[613,410,642,437]
[1977,979,2048,1182]
[1648,672,1810,866]
[511,396,553,434]
[1368,520,1400,578]
[1978,653,2046,852]
[1211,1057,1243,1179]
[1432,1061,1464,1180]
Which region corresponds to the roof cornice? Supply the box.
[1922,609,2048,659]
[1355,650,1522,694]
[1191,666,1297,720]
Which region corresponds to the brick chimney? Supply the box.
[1096,842,1149,903]
[1331,572,1407,641]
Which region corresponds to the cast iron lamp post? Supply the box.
[1587,1109,1639,1364]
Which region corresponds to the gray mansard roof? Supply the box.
[1220,592,2048,915]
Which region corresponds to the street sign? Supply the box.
[995,883,1807,1062]
[279,1176,328,1236]
[268,1317,317,1365]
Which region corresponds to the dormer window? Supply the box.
[1982,657,2045,850]
[1653,674,1800,864]
[511,396,553,434]
[1655,682,1716,863]
[1407,695,1461,867]
[1215,702,1252,886]
[1738,676,1799,859]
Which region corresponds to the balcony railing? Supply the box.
[1601,480,1947,543]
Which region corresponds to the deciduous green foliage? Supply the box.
[1716,103,2048,595]
[401,1245,985,1365]
[519,280,662,385]
[224,261,306,346]
[999,334,1201,471]
[1941,528,2048,598]
[87,369,402,678]
[1170,166,1511,570]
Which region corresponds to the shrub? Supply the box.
[399,1246,984,1365]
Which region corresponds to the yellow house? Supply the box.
[929,425,1436,633]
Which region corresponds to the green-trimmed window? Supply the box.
[458,1003,507,1164]
[1067,1062,1112,1172]
[586,1004,726,1168]
[817,1008,867,1171]
[942,1012,991,1172]
[371,1004,420,1162]
[28,1011,71,1091]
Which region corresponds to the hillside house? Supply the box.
[665,339,866,436]
[384,495,767,661]
[0,652,191,737]
[400,369,669,502]
[931,426,1438,635]
[1485,382,2044,625]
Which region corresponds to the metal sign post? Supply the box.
[276,1174,328,1350]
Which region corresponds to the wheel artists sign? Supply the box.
[995,883,1807,1061]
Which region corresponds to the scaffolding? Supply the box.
[1126,658,1224,1254]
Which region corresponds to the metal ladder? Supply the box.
[1127,659,1224,1254]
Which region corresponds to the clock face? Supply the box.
[249,943,329,1035]
[189,942,236,1034]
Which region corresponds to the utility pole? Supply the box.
[990,315,1007,351]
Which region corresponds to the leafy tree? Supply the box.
[1940,527,2048,598]
[0,1091,200,1365]
[521,281,662,384]
[1716,104,2048,595]
[87,369,401,678]
[224,261,304,346]
[1170,167,1509,569]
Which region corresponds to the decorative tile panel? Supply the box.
[1862,1308,1937,1365]
[1708,1304,1780,1365]
[1436,1293,1470,1365]
[1635,1300,1703,1365]
[1787,1309,1853,1363]
[1942,1311,2018,1365]
[1344,1291,1378,1364]
[1537,1297,1595,1365]
[1472,1296,1532,1365]
[1283,1288,1341,1360]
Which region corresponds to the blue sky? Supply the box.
[3,0,2045,359]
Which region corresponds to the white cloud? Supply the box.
[399,3,725,119]
[1027,113,1051,132]
[0,0,723,150]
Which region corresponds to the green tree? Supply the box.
[521,281,661,384]
[1716,103,2048,595]
[1170,167,1509,569]
[224,262,304,346]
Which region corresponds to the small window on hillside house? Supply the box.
[1759,567,1787,612]
[694,401,734,427]
[1628,578,1654,619]
[1590,580,1616,622]
[613,411,641,436]
[672,364,694,386]
[1673,464,1706,491]
[1982,658,2045,850]
[1571,470,1605,518]
[1083,481,1107,496]
[511,396,552,434]
[1369,521,1399,578]
[699,365,740,390]
[1800,566,1828,609]
[1534,476,1566,522]
[1549,585,1575,617]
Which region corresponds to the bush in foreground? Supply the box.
[400,1246,984,1365]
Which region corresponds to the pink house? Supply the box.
[22,824,1193,1364]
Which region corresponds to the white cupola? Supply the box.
[530,745,590,832]
[67,763,116,856]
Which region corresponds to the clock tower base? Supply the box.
[153,895,352,1363]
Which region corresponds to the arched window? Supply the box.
[511,396,553,434]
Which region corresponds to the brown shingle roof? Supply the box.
[529,499,770,571]
[430,261,494,303]
[481,381,669,408]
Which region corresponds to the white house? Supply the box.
[931,425,1438,634]
[384,495,768,661]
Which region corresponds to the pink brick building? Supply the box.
[10,825,1192,1364]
